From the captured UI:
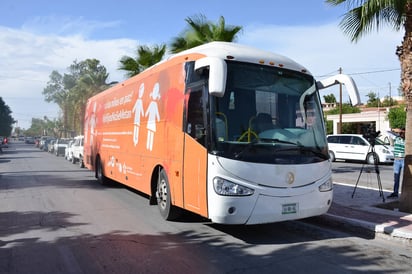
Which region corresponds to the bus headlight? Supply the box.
[213,177,254,196]
[319,178,333,192]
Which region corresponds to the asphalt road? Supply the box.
[331,160,396,192]
[1,142,411,273]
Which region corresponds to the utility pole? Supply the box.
[339,67,342,134]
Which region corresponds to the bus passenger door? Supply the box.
[183,86,208,217]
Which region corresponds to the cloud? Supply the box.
[240,22,403,101]
[0,25,138,129]
[0,20,404,130]
[21,15,122,37]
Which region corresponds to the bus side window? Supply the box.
[186,89,206,145]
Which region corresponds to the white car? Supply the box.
[71,135,84,167]
[65,139,75,161]
[327,134,394,164]
[54,138,71,156]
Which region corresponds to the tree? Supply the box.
[119,44,166,78]
[0,97,15,137]
[170,14,243,53]
[366,91,380,107]
[43,70,70,134]
[388,105,407,129]
[43,59,110,135]
[326,0,412,212]
[73,59,110,133]
[324,93,337,103]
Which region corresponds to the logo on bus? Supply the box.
[286,172,295,185]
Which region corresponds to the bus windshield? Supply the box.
[210,61,328,164]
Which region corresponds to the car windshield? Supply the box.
[209,61,328,164]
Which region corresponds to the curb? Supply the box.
[322,213,412,243]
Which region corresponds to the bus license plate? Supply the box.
[282,203,298,214]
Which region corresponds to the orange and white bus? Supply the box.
[84,42,360,224]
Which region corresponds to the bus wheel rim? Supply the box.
[158,179,168,209]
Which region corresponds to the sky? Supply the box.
[0,0,403,130]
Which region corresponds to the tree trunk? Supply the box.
[398,3,412,213]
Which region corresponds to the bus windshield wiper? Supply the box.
[234,139,260,159]
[260,138,300,146]
[275,145,328,159]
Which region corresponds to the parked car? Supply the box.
[71,135,84,167]
[54,138,71,156]
[47,139,56,153]
[327,134,394,164]
[65,139,75,161]
[42,138,55,151]
[25,136,35,144]
[39,136,52,150]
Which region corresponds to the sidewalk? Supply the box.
[320,182,412,243]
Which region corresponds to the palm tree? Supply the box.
[326,0,412,212]
[119,44,166,78]
[170,14,243,53]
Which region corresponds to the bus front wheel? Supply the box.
[156,169,181,220]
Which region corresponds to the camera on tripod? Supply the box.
[353,124,385,202]
[361,125,380,146]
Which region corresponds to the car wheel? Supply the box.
[366,153,379,165]
[79,157,84,168]
[156,169,181,220]
[71,156,76,164]
[328,151,336,162]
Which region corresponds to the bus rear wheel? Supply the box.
[156,169,181,220]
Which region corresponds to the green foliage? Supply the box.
[119,44,166,78]
[324,103,361,115]
[325,120,333,134]
[170,14,242,53]
[365,92,398,107]
[0,97,15,136]
[40,59,109,135]
[388,106,406,129]
[325,0,405,42]
[323,94,337,103]
[324,103,361,134]
[24,117,61,137]
[366,92,379,107]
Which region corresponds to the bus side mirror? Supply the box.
[316,74,361,106]
[195,57,227,97]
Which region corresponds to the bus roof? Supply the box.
[172,41,312,75]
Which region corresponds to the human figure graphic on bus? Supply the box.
[145,82,161,151]
[132,83,145,146]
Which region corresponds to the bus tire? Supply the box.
[96,157,109,185]
[157,169,181,220]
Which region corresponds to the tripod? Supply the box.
[351,144,385,202]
